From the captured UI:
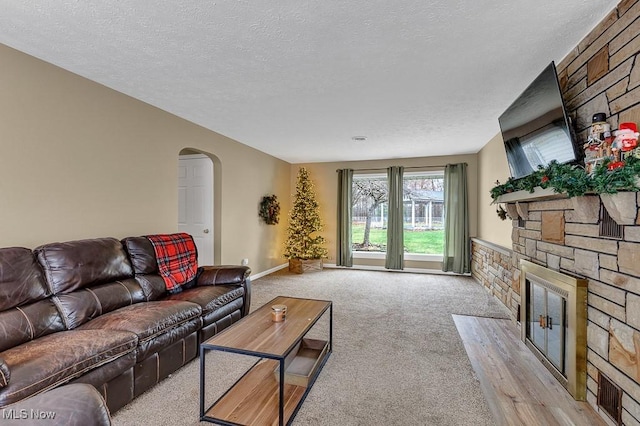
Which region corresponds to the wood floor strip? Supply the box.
[453,315,606,426]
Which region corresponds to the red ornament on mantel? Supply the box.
[607,160,625,171]
[614,122,639,152]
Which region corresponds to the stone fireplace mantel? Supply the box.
[497,188,640,228]
[495,187,567,204]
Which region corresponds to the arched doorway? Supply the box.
[178,150,218,265]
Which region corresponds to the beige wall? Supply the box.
[294,154,478,269]
[477,133,512,248]
[0,44,291,275]
[0,40,506,273]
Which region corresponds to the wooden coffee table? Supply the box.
[199,296,332,426]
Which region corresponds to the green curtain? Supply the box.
[442,163,470,274]
[385,166,404,270]
[336,169,353,267]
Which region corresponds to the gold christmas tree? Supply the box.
[284,167,328,260]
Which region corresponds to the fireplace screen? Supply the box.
[526,278,568,375]
[519,260,588,400]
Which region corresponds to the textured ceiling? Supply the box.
[0,1,619,163]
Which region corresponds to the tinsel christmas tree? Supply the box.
[284,167,328,260]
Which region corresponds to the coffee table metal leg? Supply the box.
[199,345,206,420]
[279,358,285,426]
[330,303,333,353]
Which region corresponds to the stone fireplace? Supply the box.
[474,1,640,423]
[471,192,640,424]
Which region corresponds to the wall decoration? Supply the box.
[259,194,280,225]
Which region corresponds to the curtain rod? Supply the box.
[335,165,451,173]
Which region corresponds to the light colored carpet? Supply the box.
[112,269,510,426]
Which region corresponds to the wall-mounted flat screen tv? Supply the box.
[498,61,581,180]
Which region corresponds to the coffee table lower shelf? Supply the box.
[202,355,329,426]
[200,296,333,426]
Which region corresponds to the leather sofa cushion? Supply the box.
[35,238,134,294]
[1,383,112,426]
[0,247,49,311]
[78,300,202,343]
[0,329,137,406]
[135,318,201,362]
[122,237,169,300]
[69,351,136,392]
[90,278,146,309]
[201,298,244,336]
[165,285,244,315]
[0,299,65,353]
[134,274,167,302]
[52,278,147,329]
[122,236,158,275]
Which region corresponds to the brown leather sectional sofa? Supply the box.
[0,235,251,414]
[2,383,112,426]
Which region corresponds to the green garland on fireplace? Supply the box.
[490,157,640,202]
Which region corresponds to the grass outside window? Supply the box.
[351,224,444,255]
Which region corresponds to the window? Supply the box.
[351,171,444,256]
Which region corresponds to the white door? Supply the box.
[178,154,214,265]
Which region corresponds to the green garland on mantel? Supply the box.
[490,157,640,203]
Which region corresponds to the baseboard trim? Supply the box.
[250,263,288,280]
[323,263,471,276]
[250,262,471,279]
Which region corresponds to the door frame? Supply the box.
[178,151,221,264]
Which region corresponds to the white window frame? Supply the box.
[351,169,444,262]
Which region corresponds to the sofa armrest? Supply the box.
[197,265,250,286]
[197,265,251,316]
[0,356,9,388]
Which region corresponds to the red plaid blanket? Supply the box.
[146,233,198,293]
